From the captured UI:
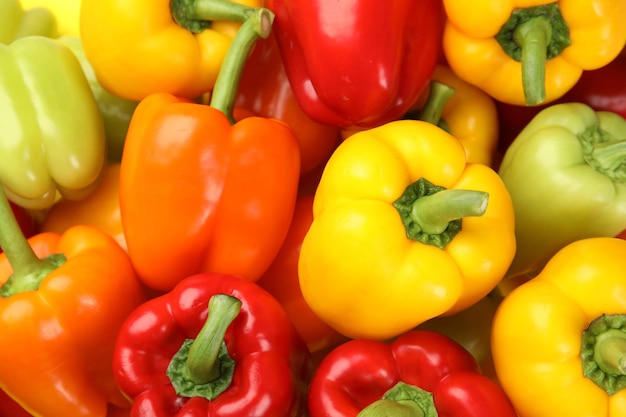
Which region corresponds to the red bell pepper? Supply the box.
[234,32,341,175]
[265,0,445,128]
[308,329,518,417]
[0,389,31,417]
[112,273,312,416]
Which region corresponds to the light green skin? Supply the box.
[58,36,139,163]
[0,36,106,210]
[499,102,626,278]
[0,0,57,43]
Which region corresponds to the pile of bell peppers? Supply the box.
[2,0,626,416]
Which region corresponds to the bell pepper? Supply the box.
[0,0,57,42]
[0,389,32,417]
[234,32,341,175]
[113,272,312,416]
[443,0,626,106]
[256,195,349,354]
[41,163,126,252]
[80,0,264,102]
[265,0,444,128]
[0,35,106,210]
[498,102,626,278]
[408,64,500,167]
[492,237,626,417]
[58,36,140,163]
[120,8,301,291]
[0,202,38,255]
[308,329,517,417]
[0,186,146,417]
[299,119,516,340]
[20,0,80,36]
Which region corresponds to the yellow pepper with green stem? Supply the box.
[442,0,626,106]
[492,237,626,417]
[298,120,516,340]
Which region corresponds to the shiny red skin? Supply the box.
[307,330,518,417]
[0,389,32,417]
[265,0,445,128]
[112,273,312,417]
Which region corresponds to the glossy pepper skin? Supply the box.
[234,32,341,176]
[308,329,517,417]
[256,195,349,354]
[0,389,31,417]
[0,225,146,417]
[80,0,263,101]
[498,103,626,278]
[120,93,300,291]
[0,0,57,42]
[0,36,106,210]
[58,36,139,163]
[113,273,312,416]
[265,0,445,128]
[443,0,626,106]
[409,64,500,167]
[299,120,516,340]
[492,237,626,417]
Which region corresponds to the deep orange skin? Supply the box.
[120,93,301,292]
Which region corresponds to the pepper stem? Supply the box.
[513,17,551,106]
[581,314,626,395]
[409,189,488,234]
[171,0,261,33]
[494,3,571,106]
[0,187,65,297]
[393,178,489,249]
[187,294,242,384]
[416,81,456,126]
[589,140,626,176]
[357,382,437,417]
[209,7,274,123]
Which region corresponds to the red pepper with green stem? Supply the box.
[307,329,517,417]
[119,7,301,291]
[265,0,445,128]
[112,273,312,416]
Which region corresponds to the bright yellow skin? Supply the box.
[492,237,626,417]
[299,120,516,340]
[79,0,263,101]
[19,0,79,36]
[443,0,626,105]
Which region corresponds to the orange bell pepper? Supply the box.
[0,187,146,417]
[234,32,341,175]
[41,163,125,251]
[120,9,301,292]
[256,195,349,354]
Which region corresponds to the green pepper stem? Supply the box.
[410,189,489,235]
[513,16,552,106]
[0,186,47,287]
[171,0,261,33]
[593,329,626,376]
[417,81,456,126]
[357,399,425,417]
[590,140,626,173]
[209,7,274,123]
[186,294,242,384]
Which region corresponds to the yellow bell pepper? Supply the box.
[411,64,500,167]
[299,120,516,340]
[442,0,626,106]
[18,0,79,36]
[79,0,264,101]
[492,237,626,417]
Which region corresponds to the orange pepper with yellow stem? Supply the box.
[442,0,626,106]
[80,0,264,101]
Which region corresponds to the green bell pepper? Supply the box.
[0,36,106,210]
[498,102,626,278]
[58,36,139,163]
[0,0,57,43]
